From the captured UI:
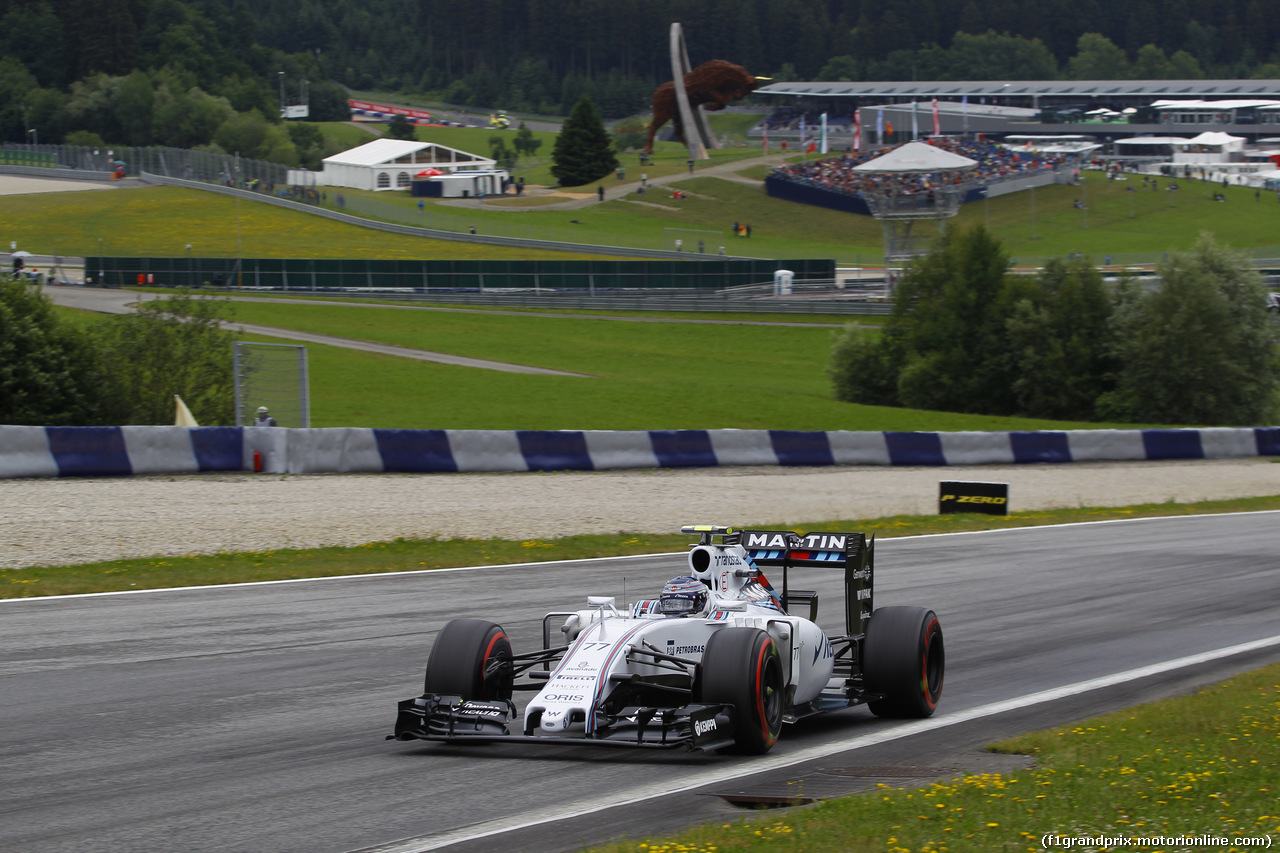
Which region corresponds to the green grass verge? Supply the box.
[0,186,621,261]
[950,171,1280,265]
[310,121,381,150]
[5,163,1280,266]
[213,292,864,325]
[587,661,1280,853]
[4,494,1278,598]
[218,300,1137,430]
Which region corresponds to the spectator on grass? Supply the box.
[254,407,278,427]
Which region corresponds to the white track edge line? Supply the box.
[362,632,1280,853]
[5,509,1279,604]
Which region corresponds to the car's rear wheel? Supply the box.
[699,627,784,753]
[863,606,944,718]
[423,618,514,701]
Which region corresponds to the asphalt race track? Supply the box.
[3,512,1279,853]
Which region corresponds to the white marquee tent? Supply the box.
[320,139,496,191]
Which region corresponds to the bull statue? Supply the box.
[644,59,765,155]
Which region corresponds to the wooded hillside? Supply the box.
[2,0,1276,152]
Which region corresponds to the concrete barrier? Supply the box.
[1,426,1277,479]
[0,426,59,478]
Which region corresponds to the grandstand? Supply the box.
[766,136,1073,217]
[752,79,1280,142]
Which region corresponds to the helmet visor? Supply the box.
[659,596,699,615]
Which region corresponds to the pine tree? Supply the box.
[550,94,617,188]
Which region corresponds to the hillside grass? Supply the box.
[312,121,381,149]
[0,186,621,260]
[949,171,1280,263]
[222,301,1141,430]
[6,145,1280,265]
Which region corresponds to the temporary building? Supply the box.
[320,139,497,191]
[411,170,510,198]
[1173,131,1246,164]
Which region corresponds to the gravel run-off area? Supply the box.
[2,458,1278,569]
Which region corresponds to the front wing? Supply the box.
[389,693,737,751]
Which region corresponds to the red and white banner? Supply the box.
[347,100,433,121]
[853,109,861,151]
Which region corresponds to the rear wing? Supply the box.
[682,526,874,637]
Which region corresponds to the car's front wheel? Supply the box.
[699,627,784,753]
[423,618,514,701]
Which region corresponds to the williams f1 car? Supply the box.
[389,525,944,754]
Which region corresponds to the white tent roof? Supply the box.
[1183,131,1245,147]
[1151,99,1280,111]
[853,141,978,173]
[324,139,427,166]
[1114,137,1191,145]
[323,139,492,167]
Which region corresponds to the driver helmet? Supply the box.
[659,576,708,617]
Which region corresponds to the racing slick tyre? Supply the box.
[698,627,784,754]
[863,606,944,718]
[423,618,514,702]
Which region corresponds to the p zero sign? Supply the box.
[939,481,1009,516]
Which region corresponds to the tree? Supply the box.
[829,225,1023,414]
[1132,44,1174,79]
[890,225,1022,415]
[1005,257,1115,420]
[1067,33,1131,79]
[830,229,1122,421]
[817,55,859,81]
[1097,235,1279,425]
[550,94,617,188]
[827,323,902,407]
[153,86,235,149]
[513,122,542,159]
[0,2,68,89]
[488,134,516,170]
[1168,50,1205,79]
[113,70,155,146]
[0,279,110,425]
[213,109,298,164]
[946,32,1059,80]
[307,80,353,123]
[386,114,417,140]
[89,290,237,426]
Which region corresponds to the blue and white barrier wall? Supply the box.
[1,425,1278,478]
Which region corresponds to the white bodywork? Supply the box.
[525,541,835,735]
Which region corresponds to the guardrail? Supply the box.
[3,425,1275,478]
[140,173,765,261]
[290,289,893,315]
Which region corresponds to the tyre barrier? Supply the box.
[2,425,1279,478]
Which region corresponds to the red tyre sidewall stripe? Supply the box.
[920,617,940,710]
[481,631,507,681]
[754,638,778,746]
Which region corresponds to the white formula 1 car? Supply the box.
[390,525,944,754]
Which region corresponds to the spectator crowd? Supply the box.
[768,136,1072,199]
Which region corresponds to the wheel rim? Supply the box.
[480,631,513,700]
[757,641,783,743]
[922,619,944,706]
